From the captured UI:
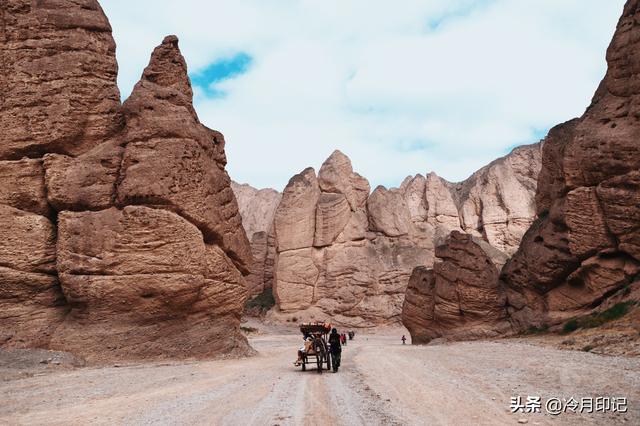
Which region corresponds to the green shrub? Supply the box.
[525,325,549,335]
[240,326,258,333]
[563,319,579,333]
[245,288,276,311]
[599,301,634,322]
[581,301,637,329]
[582,345,594,352]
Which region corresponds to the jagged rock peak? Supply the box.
[501,0,640,329]
[141,35,193,96]
[0,1,252,361]
[318,151,370,210]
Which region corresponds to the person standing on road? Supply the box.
[328,328,342,372]
[401,335,407,345]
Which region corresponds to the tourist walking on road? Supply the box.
[328,328,342,372]
[401,335,407,345]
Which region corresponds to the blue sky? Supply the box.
[190,53,252,98]
[102,0,625,191]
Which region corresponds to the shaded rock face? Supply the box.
[231,182,281,296]
[501,0,640,329]
[401,231,511,343]
[0,1,251,361]
[263,147,540,326]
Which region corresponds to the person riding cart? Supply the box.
[294,322,332,373]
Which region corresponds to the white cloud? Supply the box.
[101,0,625,191]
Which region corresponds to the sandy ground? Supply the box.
[1,329,639,425]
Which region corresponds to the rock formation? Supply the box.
[0,0,251,361]
[501,0,640,329]
[403,0,640,342]
[402,231,510,343]
[261,146,541,326]
[231,182,281,296]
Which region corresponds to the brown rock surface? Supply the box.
[402,231,511,343]
[0,1,251,361]
[367,187,411,237]
[0,0,121,160]
[263,145,540,326]
[453,144,542,255]
[314,193,351,247]
[0,159,50,216]
[43,141,123,212]
[116,36,251,274]
[231,182,281,240]
[318,150,370,210]
[274,168,320,252]
[52,206,248,361]
[502,0,640,329]
[231,181,281,296]
[0,205,65,347]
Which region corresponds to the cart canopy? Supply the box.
[299,322,332,335]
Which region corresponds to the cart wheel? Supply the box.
[317,354,322,374]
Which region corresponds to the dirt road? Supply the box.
[1,331,638,425]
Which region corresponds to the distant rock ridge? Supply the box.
[236,144,542,326]
[231,182,281,296]
[0,0,251,361]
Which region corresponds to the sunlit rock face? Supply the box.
[501,0,640,329]
[231,182,281,296]
[403,1,640,341]
[402,231,511,343]
[242,145,541,326]
[0,1,252,361]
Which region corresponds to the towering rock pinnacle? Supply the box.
[117,33,251,273]
[250,144,541,326]
[403,1,640,343]
[1,1,252,361]
[501,0,640,328]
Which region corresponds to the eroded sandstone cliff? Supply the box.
[245,145,541,326]
[231,182,280,297]
[402,231,510,343]
[501,0,640,329]
[0,1,251,361]
[403,0,640,343]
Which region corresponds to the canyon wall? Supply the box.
[237,144,541,326]
[0,0,252,361]
[403,0,640,342]
[501,0,640,329]
[231,182,280,296]
[402,231,510,343]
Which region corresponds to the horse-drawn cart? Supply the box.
[298,322,331,373]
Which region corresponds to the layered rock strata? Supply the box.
[231,182,281,296]
[403,0,640,342]
[402,231,510,343]
[501,0,640,328]
[0,1,251,360]
[264,146,540,326]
